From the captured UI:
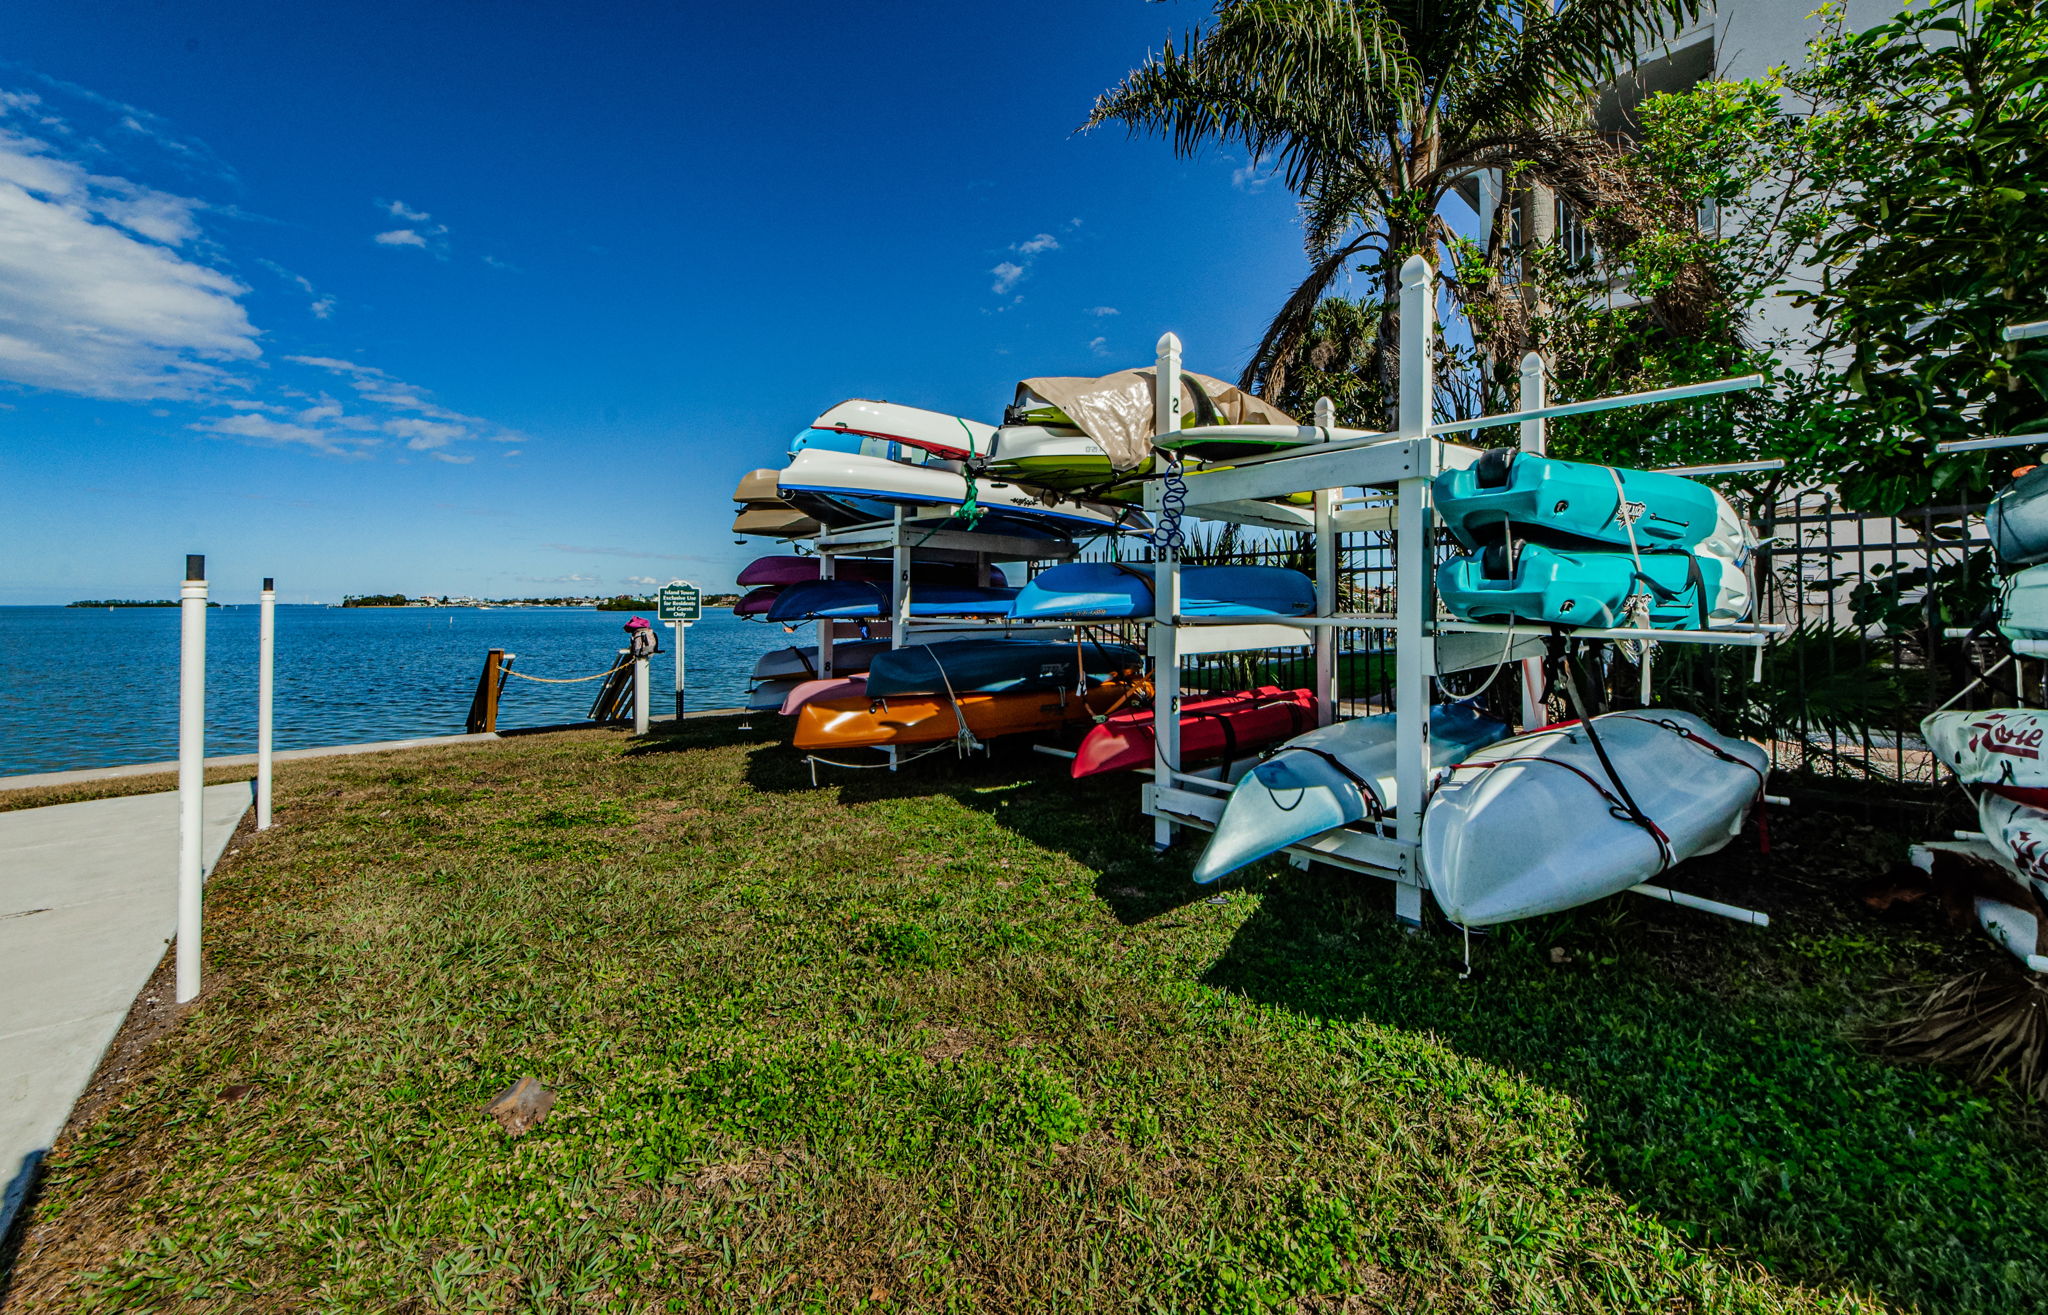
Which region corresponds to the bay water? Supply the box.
[0,605,802,777]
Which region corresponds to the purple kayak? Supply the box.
[736,556,1007,589]
[736,586,784,616]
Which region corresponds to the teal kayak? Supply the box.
[1011,562,1315,620]
[1437,540,1748,630]
[864,639,1143,698]
[1191,703,1511,885]
[1433,449,1728,552]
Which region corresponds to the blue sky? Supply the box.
[0,0,1334,603]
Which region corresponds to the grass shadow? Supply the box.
[1197,807,2048,1312]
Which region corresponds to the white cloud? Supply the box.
[430,451,473,464]
[191,411,381,458]
[385,199,431,222]
[0,123,258,399]
[990,260,1025,294]
[1013,232,1059,256]
[386,417,468,451]
[1085,305,1119,317]
[1230,153,1273,193]
[372,199,449,254]
[522,573,599,585]
[1088,336,1111,358]
[309,297,334,319]
[624,575,658,586]
[373,228,427,247]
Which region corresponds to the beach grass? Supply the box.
[2,718,2043,1312]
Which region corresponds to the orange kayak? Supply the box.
[793,680,1141,750]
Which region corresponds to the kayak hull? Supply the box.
[1433,449,1729,552]
[1012,562,1315,621]
[793,682,1136,750]
[765,580,1018,621]
[1922,708,2048,807]
[1437,540,1750,629]
[1072,686,1316,778]
[1989,465,2048,570]
[779,675,868,715]
[737,556,1005,589]
[809,399,997,461]
[2000,562,2048,641]
[778,449,1137,534]
[1421,709,1767,926]
[1191,704,1511,884]
[864,639,1141,698]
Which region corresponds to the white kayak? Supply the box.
[1976,791,2048,888]
[1922,708,2048,806]
[2001,563,2048,642]
[1909,841,2048,972]
[1191,703,1512,885]
[777,449,1141,534]
[810,399,997,461]
[1421,709,1768,926]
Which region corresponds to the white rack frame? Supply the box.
[1140,255,1775,925]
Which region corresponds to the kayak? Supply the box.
[1072,686,1316,779]
[1989,465,2048,569]
[749,678,803,711]
[777,449,1139,535]
[1154,423,1378,461]
[1011,562,1316,621]
[1190,703,1511,884]
[1421,709,1767,926]
[1437,539,1750,629]
[737,556,1006,589]
[735,586,784,616]
[809,399,998,461]
[1977,791,2048,888]
[793,680,1138,751]
[864,638,1142,699]
[765,580,1019,621]
[1922,708,2048,807]
[2000,562,2048,641]
[732,507,823,538]
[779,675,868,715]
[753,640,894,682]
[1433,449,1733,553]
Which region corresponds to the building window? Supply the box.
[1556,198,1596,267]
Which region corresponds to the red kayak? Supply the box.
[1071,686,1317,778]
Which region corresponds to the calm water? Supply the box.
[0,606,801,777]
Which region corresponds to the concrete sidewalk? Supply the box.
[1,782,251,1239]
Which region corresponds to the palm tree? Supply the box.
[1088,0,1707,418]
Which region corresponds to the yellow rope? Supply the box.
[494,659,632,685]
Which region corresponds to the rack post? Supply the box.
[891,504,912,647]
[176,554,207,1003]
[1392,257,1436,924]
[1517,352,1547,728]
[1151,331,1185,849]
[257,577,275,830]
[817,552,836,678]
[1313,396,1339,725]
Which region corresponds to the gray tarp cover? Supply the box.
[1017,369,1296,472]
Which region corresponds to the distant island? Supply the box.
[596,593,741,611]
[68,599,223,609]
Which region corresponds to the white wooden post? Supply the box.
[1150,331,1184,849]
[1518,352,1548,729]
[1392,257,1436,925]
[176,554,207,1002]
[891,504,912,648]
[1313,395,1338,726]
[257,576,275,830]
[632,653,650,735]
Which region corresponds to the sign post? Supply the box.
[657,580,702,718]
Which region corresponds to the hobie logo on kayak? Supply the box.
[1979,717,2045,759]
[1614,499,1647,527]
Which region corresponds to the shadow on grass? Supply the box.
[1198,812,2048,1313]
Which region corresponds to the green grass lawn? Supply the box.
[3,719,2043,1312]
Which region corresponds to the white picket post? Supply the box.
[1313,395,1338,726]
[1517,354,1548,729]
[177,555,207,1002]
[1151,331,1184,849]
[1392,257,1435,924]
[257,576,275,830]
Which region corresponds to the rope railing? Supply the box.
[495,659,632,685]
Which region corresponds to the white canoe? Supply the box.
[810,400,997,461]
[777,449,1141,534]
[1421,709,1768,926]
[1922,708,2048,806]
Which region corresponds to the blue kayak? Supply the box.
[1191,703,1511,885]
[1010,562,1315,620]
[1437,540,1746,630]
[765,580,1019,621]
[864,639,1143,698]
[1433,449,1728,552]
